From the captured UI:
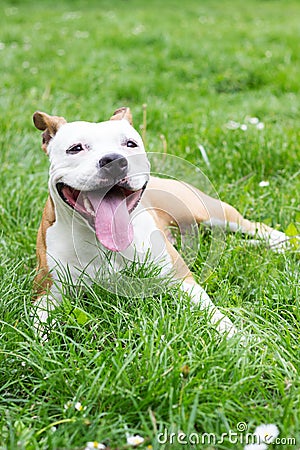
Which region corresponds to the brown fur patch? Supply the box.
[110,107,133,125]
[33,111,67,154]
[33,196,56,298]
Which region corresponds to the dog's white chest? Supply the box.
[45,202,172,283]
[116,202,172,271]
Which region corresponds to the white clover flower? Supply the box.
[240,124,248,131]
[126,434,145,446]
[85,442,106,450]
[258,181,270,187]
[256,122,265,130]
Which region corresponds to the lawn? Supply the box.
[0,0,299,449]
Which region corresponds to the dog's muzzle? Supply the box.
[56,179,148,252]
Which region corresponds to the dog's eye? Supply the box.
[126,139,138,148]
[66,144,84,154]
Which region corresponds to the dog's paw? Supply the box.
[31,295,59,341]
[210,310,238,339]
[265,229,298,253]
[219,319,237,339]
[31,311,50,341]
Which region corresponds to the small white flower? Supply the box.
[85,442,106,450]
[254,423,279,444]
[247,117,259,125]
[258,181,269,187]
[126,434,145,446]
[256,122,265,130]
[244,423,279,450]
[51,426,57,432]
[75,401,86,411]
[226,120,240,130]
[240,124,248,131]
[64,401,72,410]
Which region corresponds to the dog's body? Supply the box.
[33,107,291,337]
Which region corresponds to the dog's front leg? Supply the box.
[164,240,237,338]
[180,278,237,338]
[32,284,63,338]
[34,291,61,323]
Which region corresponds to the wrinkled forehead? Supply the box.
[50,119,143,150]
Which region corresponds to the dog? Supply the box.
[32,107,292,337]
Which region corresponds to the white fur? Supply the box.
[202,217,292,251]
[48,120,150,192]
[181,282,237,337]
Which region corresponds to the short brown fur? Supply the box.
[110,107,133,125]
[33,196,56,297]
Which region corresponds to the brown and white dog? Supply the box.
[32,107,291,337]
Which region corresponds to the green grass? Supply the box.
[0,0,300,449]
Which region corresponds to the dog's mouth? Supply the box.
[56,181,147,252]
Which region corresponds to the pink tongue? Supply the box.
[87,189,133,252]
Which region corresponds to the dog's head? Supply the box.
[33,107,150,252]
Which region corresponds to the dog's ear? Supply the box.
[110,107,133,125]
[33,111,67,154]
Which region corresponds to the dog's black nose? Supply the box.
[99,153,128,177]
